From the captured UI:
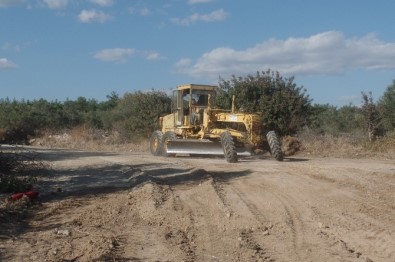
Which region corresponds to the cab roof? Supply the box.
[177,84,218,91]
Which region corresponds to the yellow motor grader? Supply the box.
[149,84,283,163]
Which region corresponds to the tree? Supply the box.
[217,70,312,135]
[378,80,395,133]
[308,104,339,134]
[361,92,381,141]
[112,90,171,141]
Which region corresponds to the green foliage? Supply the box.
[308,104,364,135]
[0,173,37,193]
[0,89,169,143]
[1,77,395,145]
[378,80,395,132]
[361,91,381,141]
[337,105,365,133]
[0,151,40,193]
[217,70,312,135]
[111,90,171,141]
[0,93,120,143]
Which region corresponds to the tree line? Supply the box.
[0,70,394,143]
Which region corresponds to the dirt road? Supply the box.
[1,148,395,261]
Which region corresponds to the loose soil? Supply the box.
[1,147,394,261]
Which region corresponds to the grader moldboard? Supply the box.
[149,84,284,163]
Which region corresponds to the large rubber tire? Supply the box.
[266,131,284,161]
[150,131,163,156]
[162,131,177,157]
[220,131,238,163]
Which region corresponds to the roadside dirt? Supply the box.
[1,148,395,262]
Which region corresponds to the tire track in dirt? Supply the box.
[124,169,199,261]
[287,164,395,261]
[210,174,274,261]
[229,180,307,261]
[2,150,395,262]
[226,166,379,262]
[140,167,277,261]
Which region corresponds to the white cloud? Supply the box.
[89,0,113,7]
[94,48,135,62]
[42,0,68,9]
[128,6,152,16]
[94,48,165,62]
[176,58,192,67]
[176,31,395,78]
[0,0,24,7]
[146,52,164,60]
[78,9,112,23]
[0,58,17,69]
[188,0,214,4]
[171,8,228,26]
[2,42,21,52]
[139,7,151,16]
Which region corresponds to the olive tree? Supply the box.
[378,80,395,133]
[217,70,312,135]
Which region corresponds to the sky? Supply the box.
[1,0,395,106]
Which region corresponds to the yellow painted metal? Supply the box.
[177,84,218,92]
[161,113,175,132]
[157,83,267,156]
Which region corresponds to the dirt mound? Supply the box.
[282,136,303,156]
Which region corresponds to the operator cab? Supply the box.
[173,84,217,127]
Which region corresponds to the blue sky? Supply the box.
[1,0,395,106]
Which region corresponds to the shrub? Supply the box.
[217,70,311,135]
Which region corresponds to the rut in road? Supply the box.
[1,149,394,262]
[121,167,276,261]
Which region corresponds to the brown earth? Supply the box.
[1,147,395,262]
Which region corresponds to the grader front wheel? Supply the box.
[221,131,238,163]
[150,131,163,156]
[266,131,284,161]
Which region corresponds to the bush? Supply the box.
[0,150,45,193]
[217,70,311,135]
[378,80,395,133]
[110,90,171,141]
[308,104,364,136]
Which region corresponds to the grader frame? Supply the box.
[149,84,283,163]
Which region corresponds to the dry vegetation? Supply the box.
[297,131,395,159]
[26,126,395,160]
[29,126,149,153]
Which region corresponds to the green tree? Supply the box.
[361,92,381,141]
[337,105,364,133]
[217,70,312,135]
[112,90,171,141]
[101,91,120,110]
[308,104,339,134]
[378,80,395,132]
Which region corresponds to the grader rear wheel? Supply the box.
[220,131,238,163]
[266,131,284,161]
[150,131,163,156]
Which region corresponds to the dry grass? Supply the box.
[30,126,149,153]
[282,136,303,156]
[29,126,395,159]
[298,131,395,159]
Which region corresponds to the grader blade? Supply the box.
[166,140,223,155]
[166,140,251,156]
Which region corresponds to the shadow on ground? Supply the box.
[0,147,253,249]
[38,162,252,201]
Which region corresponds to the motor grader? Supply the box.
[149,84,283,163]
